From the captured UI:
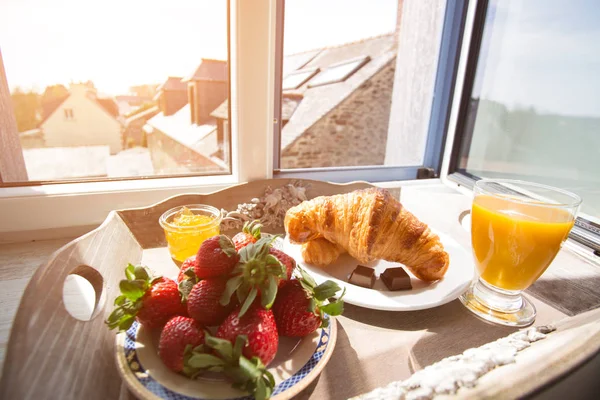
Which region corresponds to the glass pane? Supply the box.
[456,0,600,221]
[307,57,368,88]
[282,69,318,90]
[279,0,435,169]
[1,0,230,183]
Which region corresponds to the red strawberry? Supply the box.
[189,331,276,400]
[158,316,205,374]
[177,256,199,283]
[220,236,287,318]
[195,235,239,279]
[232,220,263,251]
[217,305,279,366]
[269,248,295,284]
[272,269,345,337]
[106,264,187,331]
[187,278,235,326]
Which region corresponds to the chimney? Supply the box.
[184,59,228,125]
[156,77,187,116]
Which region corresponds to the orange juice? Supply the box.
[471,195,574,291]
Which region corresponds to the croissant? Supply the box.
[301,238,345,267]
[284,188,449,281]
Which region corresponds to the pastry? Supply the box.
[301,238,345,266]
[284,188,449,281]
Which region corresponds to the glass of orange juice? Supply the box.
[459,179,581,327]
[159,205,222,263]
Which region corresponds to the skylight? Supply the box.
[282,68,319,90]
[307,56,371,88]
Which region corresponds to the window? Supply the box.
[307,56,370,88]
[273,0,455,180]
[0,0,230,184]
[449,0,600,224]
[282,68,319,90]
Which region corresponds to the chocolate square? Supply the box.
[381,267,412,291]
[348,265,376,288]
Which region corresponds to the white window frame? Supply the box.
[0,0,276,235]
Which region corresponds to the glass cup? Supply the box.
[159,205,222,263]
[459,179,581,327]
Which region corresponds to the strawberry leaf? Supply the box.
[183,267,198,281]
[298,267,317,288]
[233,335,248,360]
[114,294,127,306]
[239,286,258,318]
[221,275,244,306]
[178,280,194,302]
[125,263,136,281]
[239,356,262,380]
[118,315,135,331]
[219,235,238,258]
[205,334,234,361]
[261,275,278,310]
[119,280,145,301]
[133,265,150,281]
[188,353,226,369]
[319,300,344,316]
[313,280,342,301]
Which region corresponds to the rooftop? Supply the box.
[184,58,228,82]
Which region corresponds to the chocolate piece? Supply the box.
[348,265,376,288]
[381,267,412,291]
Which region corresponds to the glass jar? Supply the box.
[159,204,222,263]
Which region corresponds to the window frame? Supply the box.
[0,0,277,235]
[272,0,468,182]
[439,0,600,253]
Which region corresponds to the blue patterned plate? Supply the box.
[115,317,336,400]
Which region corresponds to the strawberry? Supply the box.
[272,269,345,337]
[106,264,187,331]
[187,278,235,326]
[269,247,295,284]
[158,316,206,374]
[217,305,279,366]
[177,256,199,283]
[186,332,276,400]
[232,220,263,251]
[195,235,239,279]
[220,236,287,318]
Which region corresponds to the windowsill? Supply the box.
[0,173,238,198]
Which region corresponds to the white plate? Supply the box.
[283,230,475,311]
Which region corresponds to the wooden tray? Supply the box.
[0,179,372,400]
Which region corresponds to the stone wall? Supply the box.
[147,129,226,175]
[281,59,395,168]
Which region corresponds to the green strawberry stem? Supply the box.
[186,332,275,400]
[221,236,287,318]
[178,268,199,302]
[296,266,346,327]
[105,264,161,331]
[243,220,263,239]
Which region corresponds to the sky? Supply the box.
[0,0,397,95]
[473,0,600,117]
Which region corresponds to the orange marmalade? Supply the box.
[159,205,221,263]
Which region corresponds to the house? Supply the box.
[211,34,397,168]
[38,82,123,154]
[122,105,160,148]
[144,61,229,174]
